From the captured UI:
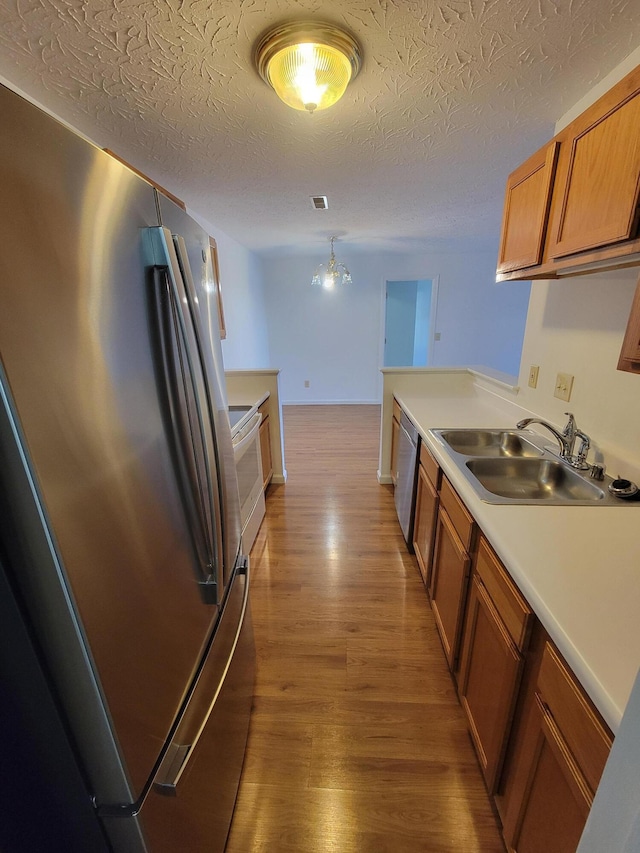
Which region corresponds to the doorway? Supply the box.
[383,278,438,367]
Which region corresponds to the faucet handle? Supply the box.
[562,412,576,437]
[572,430,591,469]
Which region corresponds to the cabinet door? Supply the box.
[412,463,439,586]
[503,642,612,853]
[504,696,591,853]
[259,417,273,490]
[548,74,640,259]
[390,414,400,486]
[429,507,471,670]
[458,574,523,793]
[618,274,640,373]
[497,142,559,273]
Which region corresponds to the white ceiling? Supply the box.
[1,0,640,257]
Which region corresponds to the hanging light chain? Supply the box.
[311,236,352,288]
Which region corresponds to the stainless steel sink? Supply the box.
[431,427,635,505]
[437,429,543,458]
[465,457,606,504]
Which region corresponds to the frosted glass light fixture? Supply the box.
[254,21,362,114]
[312,237,352,289]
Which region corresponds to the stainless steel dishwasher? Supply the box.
[394,410,420,546]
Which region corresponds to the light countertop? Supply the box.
[226,391,269,437]
[396,388,640,733]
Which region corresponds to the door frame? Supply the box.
[378,274,440,388]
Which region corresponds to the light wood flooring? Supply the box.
[226,405,505,853]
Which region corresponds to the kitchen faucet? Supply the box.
[516,412,587,466]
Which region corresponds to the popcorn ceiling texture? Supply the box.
[1,0,639,255]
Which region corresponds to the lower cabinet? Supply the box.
[399,435,613,853]
[258,400,273,490]
[429,477,475,672]
[502,643,613,853]
[458,537,533,793]
[390,397,401,486]
[412,444,440,586]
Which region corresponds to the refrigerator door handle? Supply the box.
[172,233,226,585]
[152,557,250,796]
[150,265,218,603]
[147,227,223,600]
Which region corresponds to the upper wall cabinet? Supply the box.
[548,73,640,260]
[618,274,640,373]
[496,63,640,282]
[497,142,559,274]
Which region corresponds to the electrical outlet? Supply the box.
[528,365,539,388]
[304,380,310,388]
[554,372,574,402]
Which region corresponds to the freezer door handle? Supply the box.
[147,236,220,603]
[153,557,250,795]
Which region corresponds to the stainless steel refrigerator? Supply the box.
[0,84,254,852]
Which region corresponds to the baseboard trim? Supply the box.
[282,400,381,406]
[377,471,393,485]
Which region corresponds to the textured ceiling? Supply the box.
[1,0,640,257]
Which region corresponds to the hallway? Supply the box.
[226,405,505,852]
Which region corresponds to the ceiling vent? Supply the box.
[310,195,329,210]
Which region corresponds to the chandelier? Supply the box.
[254,21,362,114]
[312,237,352,289]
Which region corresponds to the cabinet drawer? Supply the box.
[440,477,475,552]
[537,642,612,794]
[419,442,440,489]
[475,538,532,652]
[392,397,402,424]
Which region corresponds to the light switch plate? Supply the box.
[528,365,539,388]
[554,372,574,402]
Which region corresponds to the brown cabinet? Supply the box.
[548,73,640,260]
[429,477,475,672]
[497,142,559,274]
[503,642,613,853]
[390,397,401,486]
[618,274,640,373]
[258,400,273,490]
[496,63,640,282]
[458,537,533,793]
[412,443,440,586]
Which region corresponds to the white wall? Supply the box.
[187,213,271,370]
[578,666,640,853]
[262,247,531,404]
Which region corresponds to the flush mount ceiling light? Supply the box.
[254,21,362,113]
[312,236,352,289]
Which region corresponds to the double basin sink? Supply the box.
[431,428,627,506]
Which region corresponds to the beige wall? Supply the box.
[516,271,640,479]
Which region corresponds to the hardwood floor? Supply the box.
[226,405,505,853]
